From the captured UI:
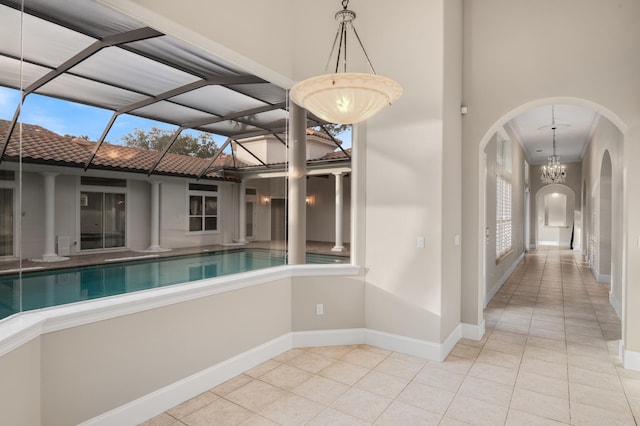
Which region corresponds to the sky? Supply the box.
[0,86,351,149]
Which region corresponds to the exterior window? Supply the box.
[188,184,218,232]
[496,173,512,259]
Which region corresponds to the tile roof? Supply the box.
[0,120,243,180]
[0,120,351,179]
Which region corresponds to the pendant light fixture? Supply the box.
[290,0,402,125]
[540,106,567,185]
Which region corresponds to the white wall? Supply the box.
[127,179,151,251]
[55,175,78,255]
[19,172,45,259]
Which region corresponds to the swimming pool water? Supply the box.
[0,249,345,320]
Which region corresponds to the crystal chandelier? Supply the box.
[540,106,566,185]
[290,0,402,125]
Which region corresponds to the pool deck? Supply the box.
[0,241,350,275]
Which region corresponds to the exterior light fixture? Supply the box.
[289,0,402,125]
[541,106,567,185]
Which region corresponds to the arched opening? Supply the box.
[475,97,627,351]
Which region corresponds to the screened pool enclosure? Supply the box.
[0,0,352,320]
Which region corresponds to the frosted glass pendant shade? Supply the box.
[290,72,402,125]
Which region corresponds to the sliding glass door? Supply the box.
[80,192,126,250]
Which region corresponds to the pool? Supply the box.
[0,249,346,320]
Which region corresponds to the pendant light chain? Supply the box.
[541,105,567,185]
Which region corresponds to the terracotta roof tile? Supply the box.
[0,120,245,180]
[0,120,349,178]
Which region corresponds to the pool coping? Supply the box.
[0,263,361,357]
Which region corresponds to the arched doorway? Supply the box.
[474,97,627,356]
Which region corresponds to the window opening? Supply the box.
[496,134,512,260]
[188,184,218,232]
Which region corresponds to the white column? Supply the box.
[148,181,161,251]
[332,172,345,252]
[288,101,307,264]
[238,179,248,243]
[41,172,61,261]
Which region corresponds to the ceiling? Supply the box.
[0,0,330,171]
[508,104,600,165]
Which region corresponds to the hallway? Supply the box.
[141,248,639,425]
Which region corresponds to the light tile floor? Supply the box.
[140,248,640,425]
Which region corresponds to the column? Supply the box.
[238,179,248,244]
[288,101,307,264]
[147,181,161,251]
[41,172,62,261]
[332,172,345,252]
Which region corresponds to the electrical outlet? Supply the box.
[316,303,324,315]
[417,236,425,248]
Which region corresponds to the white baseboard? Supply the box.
[609,291,622,319]
[294,327,460,362]
[485,252,525,307]
[597,274,611,284]
[461,319,486,341]
[292,328,366,348]
[365,328,455,362]
[82,324,475,425]
[80,333,293,426]
[621,342,640,372]
[537,241,571,247]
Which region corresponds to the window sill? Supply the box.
[185,230,220,236]
[496,249,513,264]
